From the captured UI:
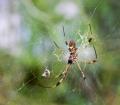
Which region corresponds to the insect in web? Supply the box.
[40,24,97,88]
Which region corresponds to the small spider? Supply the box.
[42,67,51,78]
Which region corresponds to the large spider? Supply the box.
[17,25,97,91]
[41,24,97,88]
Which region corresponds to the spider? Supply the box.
[17,25,97,91]
[40,24,97,88]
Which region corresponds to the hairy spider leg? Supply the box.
[55,64,71,87]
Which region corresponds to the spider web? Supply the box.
[17,0,111,88]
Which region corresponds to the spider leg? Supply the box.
[89,24,92,35]
[62,26,69,46]
[53,41,60,49]
[55,64,70,78]
[76,61,86,80]
[62,26,66,37]
[93,44,97,59]
[55,72,64,78]
[55,64,71,87]
[87,24,94,43]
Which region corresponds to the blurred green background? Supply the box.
[0,0,120,105]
